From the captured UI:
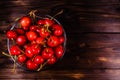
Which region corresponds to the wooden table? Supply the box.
[1,0,120,80]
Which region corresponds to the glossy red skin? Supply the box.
[36,27,41,33]
[55,45,64,59]
[33,55,44,65]
[10,45,21,56]
[6,30,17,39]
[37,20,44,25]
[16,35,26,46]
[31,44,41,55]
[25,46,34,58]
[59,36,65,44]
[36,37,45,45]
[52,24,63,36]
[26,31,38,41]
[44,18,54,27]
[15,28,25,35]
[39,28,50,38]
[18,54,27,63]
[42,47,54,59]
[20,16,31,30]
[30,25,37,31]
[47,36,59,47]
[48,57,56,65]
[26,60,38,70]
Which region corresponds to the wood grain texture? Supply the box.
[1,0,120,80]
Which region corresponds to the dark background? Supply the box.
[1,0,120,80]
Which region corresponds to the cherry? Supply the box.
[42,47,54,59]
[47,36,59,47]
[20,16,31,30]
[31,44,41,55]
[37,19,44,25]
[16,35,27,46]
[10,45,21,56]
[30,25,37,31]
[36,37,45,45]
[25,46,34,58]
[55,45,64,59]
[39,27,50,38]
[44,18,54,27]
[18,54,27,63]
[33,55,44,65]
[59,36,65,44]
[6,30,17,39]
[26,31,38,41]
[26,60,38,70]
[48,57,56,65]
[52,24,63,36]
[36,27,41,33]
[15,28,25,35]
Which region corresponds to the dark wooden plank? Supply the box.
[63,34,120,69]
[0,62,120,80]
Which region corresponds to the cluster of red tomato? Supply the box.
[6,14,66,71]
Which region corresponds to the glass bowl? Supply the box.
[7,14,66,71]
